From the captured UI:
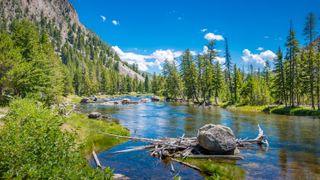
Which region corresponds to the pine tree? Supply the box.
[224,38,233,102]
[272,48,287,105]
[180,49,199,102]
[285,21,300,107]
[303,12,317,109]
[212,62,223,105]
[144,74,149,93]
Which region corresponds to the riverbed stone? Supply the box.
[88,112,101,119]
[151,96,160,102]
[197,124,236,154]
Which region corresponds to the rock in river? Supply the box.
[151,96,160,102]
[88,112,102,119]
[197,124,236,154]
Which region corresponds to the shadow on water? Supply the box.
[80,96,320,179]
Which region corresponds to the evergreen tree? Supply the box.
[285,21,300,107]
[272,48,287,105]
[224,38,233,102]
[303,12,318,109]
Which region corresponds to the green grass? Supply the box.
[223,104,271,113]
[64,113,129,156]
[180,158,245,180]
[270,106,320,116]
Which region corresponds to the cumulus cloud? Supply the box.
[100,15,106,22]
[112,46,151,71]
[151,49,182,69]
[112,46,183,71]
[204,32,224,41]
[112,20,120,26]
[241,49,276,66]
[214,57,226,64]
[257,47,264,51]
[201,28,207,32]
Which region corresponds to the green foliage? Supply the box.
[271,106,320,116]
[0,20,64,105]
[163,60,183,99]
[0,99,112,179]
[65,113,129,155]
[181,159,245,180]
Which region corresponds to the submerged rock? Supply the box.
[88,112,101,119]
[197,124,236,154]
[113,173,129,180]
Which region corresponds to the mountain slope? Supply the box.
[0,0,144,85]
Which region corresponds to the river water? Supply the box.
[80,96,320,180]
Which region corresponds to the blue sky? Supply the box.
[69,0,320,73]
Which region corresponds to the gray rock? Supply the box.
[88,112,101,119]
[80,98,91,103]
[197,124,236,154]
[113,173,129,180]
[101,114,112,119]
[151,96,160,102]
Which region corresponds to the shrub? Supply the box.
[0,98,112,179]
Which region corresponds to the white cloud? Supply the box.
[100,15,106,22]
[204,32,224,41]
[190,51,197,56]
[151,49,182,69]
[112,46,151,71]
[201,46,222,55]
[112,46,183,71]
[112,20,120,26]
[214,57,226,64]
[201,28,207,32]
[257,47,264,51]
[241,49,276,66]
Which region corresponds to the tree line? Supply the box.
[153,12,320,110]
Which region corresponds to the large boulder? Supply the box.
[197,124,236,154]
[88,112,102,119]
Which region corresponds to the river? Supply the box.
[80,96,320,180]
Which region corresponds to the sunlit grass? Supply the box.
[64,113,129,157]
[180,158,246,180]
[271,106,320,116]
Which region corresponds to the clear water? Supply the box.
[80,96,320,180]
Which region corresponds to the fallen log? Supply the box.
[171,158,201,171]
[113,145,154,153]
[100,124,268,161]
[92,150,104,169]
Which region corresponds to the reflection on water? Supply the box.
[80,96,320,180]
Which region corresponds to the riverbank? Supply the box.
[221,104,320,117]
[63,113,129,157]
[64,95,130,156]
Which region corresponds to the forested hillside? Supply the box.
[0,0,148,105]
[154,13,320,112]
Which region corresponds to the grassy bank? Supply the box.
[222,103,320,117]
[179,158,245,180]
[270,106,320,116]
[223,104,271,113]
[64,113,129,156]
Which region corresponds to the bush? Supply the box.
[0,99,112,179]
[270,106,320,116]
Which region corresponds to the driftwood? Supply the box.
[100,124,268,161]
[92,150,104,169]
